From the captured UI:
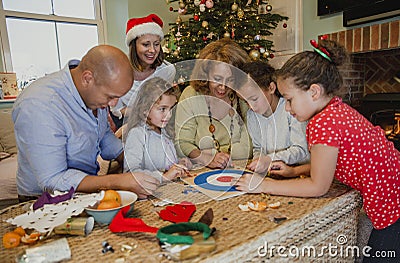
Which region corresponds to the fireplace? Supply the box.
[320,20,400,149]
[359,93,400,149]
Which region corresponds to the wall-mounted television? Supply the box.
[318,0,400,27]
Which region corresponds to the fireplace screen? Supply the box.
[370,110,400,150]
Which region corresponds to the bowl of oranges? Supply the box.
[85,190,138,225]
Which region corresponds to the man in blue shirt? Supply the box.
[12,45,159,200]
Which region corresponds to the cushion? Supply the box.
[0,108,17,154]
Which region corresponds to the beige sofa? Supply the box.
[0,107,18,203]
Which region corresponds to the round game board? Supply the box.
[194,169,249,192]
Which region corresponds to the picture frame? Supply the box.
[0,72,18,99]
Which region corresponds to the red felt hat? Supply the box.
[125,14,164,46]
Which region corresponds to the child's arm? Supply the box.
[269,117,309,165]
[235,144,338,197]
[124,127,145,172]
[269,161,310,178]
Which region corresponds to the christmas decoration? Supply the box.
[165,0,288,63]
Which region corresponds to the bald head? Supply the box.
[72,45,134,110]
[79,45,134,86]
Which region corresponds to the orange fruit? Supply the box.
[21,232,40,245]
[2,232,21,248]
[102,190,121,205]
[97,200,121,210]
[13,227,25,237]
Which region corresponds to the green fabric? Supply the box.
[156,222,211,244]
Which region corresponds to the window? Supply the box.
[0,0,105,89]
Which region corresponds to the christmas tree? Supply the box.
[164,0,288,63]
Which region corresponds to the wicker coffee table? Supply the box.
[0,179,361,263]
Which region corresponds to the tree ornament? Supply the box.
[206,0,214,9]
[169,6,174,11]
[176,16,183,24]
[179,1,185,9]
[232,3,238,11]
[237,8,244,19]
[177,75,185,84]
[162,44,170,54]
[199,4,206,12]
[202,36,208,41]
[223,32,231,38]
[207,32,216,39]
[259,47,265,53]
[283,23,287,28]
[202,20,209,28]
[178,8,187,15]
[269,53,274,58]
[266,4,272,12]
[194,0,201,6]
[320,34,329,40]
[254,35,260,40]
[249,49,260,60]
[194,14,200,21]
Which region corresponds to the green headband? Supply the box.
[156,222,212,244]
[312,47,332,62]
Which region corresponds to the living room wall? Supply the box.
[302,0,399,51]
[0,1,398,72]
[104,0,177,54]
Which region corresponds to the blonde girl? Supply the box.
[123,77,190,181]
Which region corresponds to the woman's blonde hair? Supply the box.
[190,38,250,95]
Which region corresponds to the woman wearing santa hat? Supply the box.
[110,14,174,129]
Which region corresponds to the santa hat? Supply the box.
[125,14,164,46]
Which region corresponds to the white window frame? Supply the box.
[0,0,107,72]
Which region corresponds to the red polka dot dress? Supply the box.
[307,97,400,230]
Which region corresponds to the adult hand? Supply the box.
[207,152,231,169]
[128,172,159,199]
[246,155,271,174]
[234,172,267,193]
[77,172,159,199]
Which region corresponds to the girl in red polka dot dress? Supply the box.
[236,39,400,261]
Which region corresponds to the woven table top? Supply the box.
[0,179,362,263]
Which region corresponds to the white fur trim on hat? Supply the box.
[125,22,164,46]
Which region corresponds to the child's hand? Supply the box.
[246,155,271,174]
[234,172,267,193]
[163,165,186,181]
[269,161,297,177]
[178,157,193,170]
